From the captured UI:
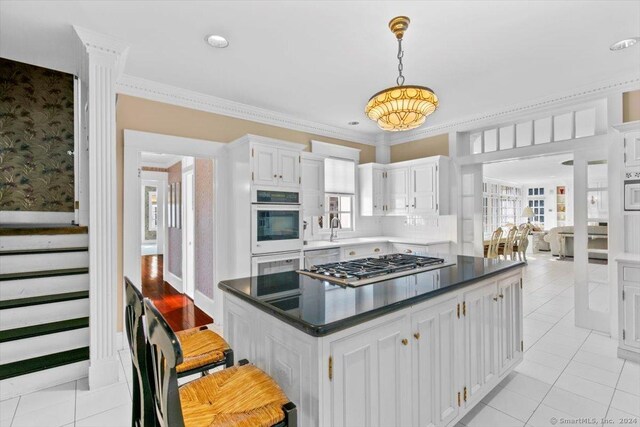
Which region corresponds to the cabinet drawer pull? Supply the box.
[405,249,413,254]
[401,338,408,346]
[413,332,420,340]
[499,294,504,299]
[374,248,380,252]
[349,251,356,256]
[493,296,498,301]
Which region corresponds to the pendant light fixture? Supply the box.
[365,16,439,132]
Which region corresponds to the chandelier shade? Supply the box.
[365,85,439,132]
[365,16,439,132]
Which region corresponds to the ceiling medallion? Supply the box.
[365,16,439,132]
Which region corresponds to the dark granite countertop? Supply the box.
[218,255,524,337]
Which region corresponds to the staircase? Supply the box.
[0,225,90,400]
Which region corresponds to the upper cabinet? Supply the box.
[624,131,640,167]
[358,163,386,216]
[301,153,325,217]
[358,156,450,217]
[252,142,301,188]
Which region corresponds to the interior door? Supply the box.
[497,274,521,374]
[387,168,409,216]
[253,144,278,186]
[623,285,640,349]
[278,149,300,188]
[411,163,437,214]
[329,315,411,427]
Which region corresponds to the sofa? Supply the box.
[543,225,608,260]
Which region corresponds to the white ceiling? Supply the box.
[484,154,608,186]
[140,152,184,168]
[1,1,639,140]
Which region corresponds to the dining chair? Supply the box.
[514,223,533,262]
[499,226,519,260]
[143,297,297,427]
[486,227,503,259]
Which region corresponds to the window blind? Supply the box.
[324,158,355,194]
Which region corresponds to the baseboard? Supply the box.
[0,211,75,224]
[618,347,640,363]
[0,360,89,400]
[165,271,183,293]
[195,289,215,319]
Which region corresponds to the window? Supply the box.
[527,187,545,226]
[321,157,356,232]
[483,180,523,237]
[322,194,354,231]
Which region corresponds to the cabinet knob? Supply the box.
[273,174,278,178]
[401,338,408,346]
[374,205,377,208]
[411,205,415,208]
[499,294,504,299]
[279,175,283,178]
[349,251,356,256]
[493,296,498,301]
[413,332,420,340]
[405,204,409,208]
[374,248,380,252]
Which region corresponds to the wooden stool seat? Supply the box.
[180,364,289,427]
[176,327,230,374]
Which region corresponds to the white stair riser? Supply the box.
[0,360,89,401]
[0,328,89,364]
[0,234,88,251]
[0,274,89,301]
[0,299,89,331]
[0,252,88,274]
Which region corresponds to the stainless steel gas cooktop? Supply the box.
[297,253,453,287]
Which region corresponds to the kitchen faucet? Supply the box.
[329,216,341,242]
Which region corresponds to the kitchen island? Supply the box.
[219,255,525,427]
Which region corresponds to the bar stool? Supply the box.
[144,298,297,427]
[124,278,235,426]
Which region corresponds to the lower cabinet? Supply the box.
[329,315,411,427]
[618,261,640,361]
[326,270,523,427]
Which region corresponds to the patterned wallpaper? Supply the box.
[195,158,214,298]
[0,58,75,212]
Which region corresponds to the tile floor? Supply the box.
[1,254,638,427]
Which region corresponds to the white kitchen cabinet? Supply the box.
[301,154,325,216]
[252,144,279,186]
[497,274,523,374]
[358,163,386,216]
[358,156,450,217]
[252,143,300,188]
[387,167,410,216]
[410,163,438,215]
[624,131,640,167]
[342,243,390,260]
[279,149,301,188]
[329,315,411,427]
[463,281,498,406]
[618,260,640,361]
[410,295,461,426]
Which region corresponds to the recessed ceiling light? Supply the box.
[610,38,639,51]
[348,121,360,126]
[205,34,229,48]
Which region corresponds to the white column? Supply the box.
[74,26,129,389]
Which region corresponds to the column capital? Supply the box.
[73,25,129,81]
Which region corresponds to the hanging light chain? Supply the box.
[396,38,405,86]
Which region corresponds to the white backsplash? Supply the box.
[382,215,457,242]
[303,215,383,242]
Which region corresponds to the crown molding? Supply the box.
[115,74,378,146]
[382,73,640,146]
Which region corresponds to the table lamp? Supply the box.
[522,206,534,223]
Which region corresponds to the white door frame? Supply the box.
[182,167,195,300]
[123,130,227,321]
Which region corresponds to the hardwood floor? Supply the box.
[141,254,212,332]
